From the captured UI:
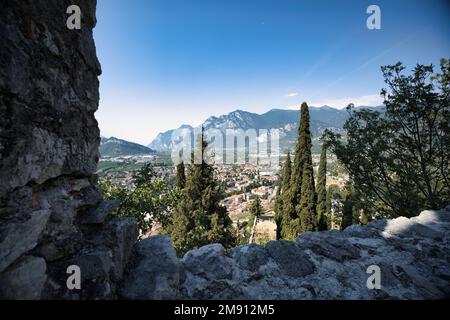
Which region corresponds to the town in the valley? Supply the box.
[97,152,349,244]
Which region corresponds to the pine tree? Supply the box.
[175,161,186,189]
[168,129,235,256]
[284,102,317,238]
[316,143,328,231]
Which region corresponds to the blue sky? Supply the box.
[94,0,450,145]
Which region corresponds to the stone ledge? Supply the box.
[120,209,450,300]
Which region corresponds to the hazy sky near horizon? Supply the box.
[94,0,450,145]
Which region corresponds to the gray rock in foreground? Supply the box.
[120,209,450,300]
[0,1,138,300]
[119,236,181,299]
[0,256,47,300]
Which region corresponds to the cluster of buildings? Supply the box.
[97,156,175,189]
[216,163,278,191]
[215,163,279,219]
[97,152,352,243]
[99,154,156,164]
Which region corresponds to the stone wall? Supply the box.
[0,0,137,299]
[120,209,450,300]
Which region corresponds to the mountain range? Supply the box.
[148,105,384,154]
[100,137,156,158]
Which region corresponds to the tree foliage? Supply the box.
[316,143,329,231]
[340,195,354,231]
[274,152,291,239]
[325,60,450,217]
[281,103,317,239]
[175,162,186,189]
[99,163,179,236]
[249,196,263,221]
[273,186,283,240]
[165,130,236,256]
[325,186,333,227]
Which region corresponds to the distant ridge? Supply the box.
[100,136,156,157]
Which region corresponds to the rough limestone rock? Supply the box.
[119,236,181,299]
[0,256,47,300]
[0,1,138,300]
[0,209,51,272]
[180,244,237,299]
[81,200,120,224]
[0,7,99,195]
[120,209,450,300]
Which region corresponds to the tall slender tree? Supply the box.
[249,196,263,221]
[325,186,333,228]
[273,187,283,240]
[275,152,292,239]
[316,144,328,231]
[175,161,186,189]
[282,102,317,238]
[341,196,354,231]
[281,152,292,196]
[341,181,355,230]
[298,158,317,232]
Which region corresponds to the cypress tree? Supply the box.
[298,160,317,232]
[274,187,283,239]
[341,181,355,231]
[341,196,353,231]
[316,144,328,231]
[325,186,332,228]
[168,129,235,256]
[281,152,292,195]
[249,196,263,221]
[175,161,186,189]
[286,106,306,217]
[275,152,292,239]
[284,102,317,237]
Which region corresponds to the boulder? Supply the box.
[81,200,119,224]
[0,209,51,272]
[265,240,314,277]
[182,244,234,280]
[231,244,269,272]
[381,216,442,240]
[0,256,47,300]
[297,232,360,262]
[105,217,138,279]
[120,236,180,299]
[180,244,236,299]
